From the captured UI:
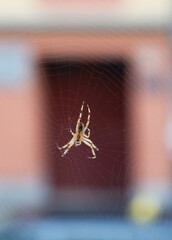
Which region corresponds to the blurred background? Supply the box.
[1,0,172,239]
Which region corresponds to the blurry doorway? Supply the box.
[41,59,128,213]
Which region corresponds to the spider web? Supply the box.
[37,54,134,214]
[1,28,172,240]
[0,1,172,238]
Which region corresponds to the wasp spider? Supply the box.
[57,101,99,159]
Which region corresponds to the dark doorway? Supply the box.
[41,59,128,212]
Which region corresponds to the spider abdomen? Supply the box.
[78,122,84,132]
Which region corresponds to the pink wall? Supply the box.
[0,83,43,179]
[0,32,170,187]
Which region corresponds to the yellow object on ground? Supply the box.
[128,195,161,223]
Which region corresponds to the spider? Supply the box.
[57,101,99,159]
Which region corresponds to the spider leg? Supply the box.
[76,101,84,131]
[84,128,90,138]
[57,142,69,150]
[83,139,96,159]
[57,136,74,150]
[70,129,74,136]
[84,137,99,151]
[84,104,91,131]
[62,141,74,157]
